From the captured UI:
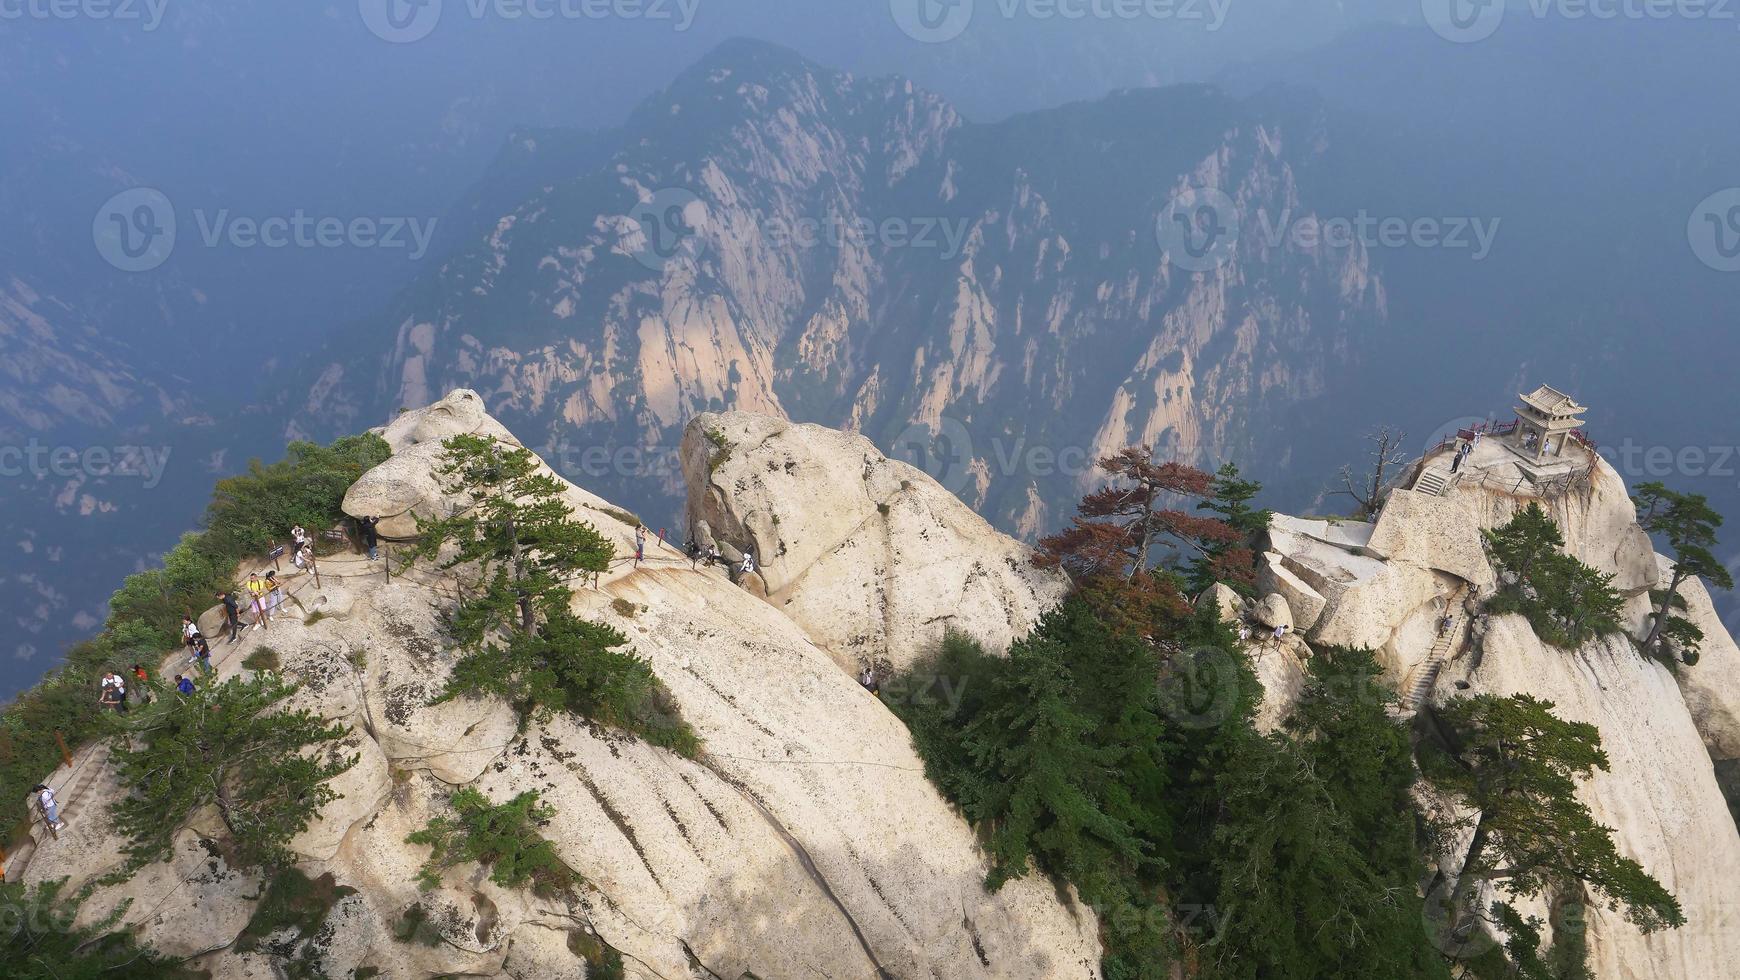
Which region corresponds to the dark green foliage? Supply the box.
[0,433,388,836]
[1422,694,1683,939]
[108,673,357,872]
[234,868,357,978]
[413,433,615,641]
[440,611,699,756]
[568,930,627,979]
[415,434,697,755]
[1633,481,1732,661]
[408,788,575,897]
[1191,647,1449,980]
[1464,900,1594,980]
[1483,504,1624,648]
[892,591,1252,978]
[390,903,443,946]
[1197,728,1449,980]
[243,646,282,672]
[0,878,198,979]
[1189,462,1272,596]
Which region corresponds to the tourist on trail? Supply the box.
[294,541,314,572]
[33,784,65,832]
[1438,614,1453,636]
[181,615,200,648]
[740,550,756,578]
[99,675,125,713]
[193,636,214,676]
[1237,624,1251,643]
[1271,623,1287,641]
[859,666,880,698]
[176,674,195,696]
[265,570,284,612]
[217,590,244,642]
[291,524,307,552]
[686,539,702,569]
[706,544,723,569]
[635,526,647,566]
[247,572,270,630]
[360,516,380,561]
[132,663,151,704]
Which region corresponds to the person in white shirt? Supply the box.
[740,551,756,577]
[33,784,65,831]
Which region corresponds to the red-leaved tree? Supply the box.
[1036,446,1245,591]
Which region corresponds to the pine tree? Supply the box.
[1189,463,1271,596]
[413,434,695,754]
[1633,481,1732,663]
[413,433,614,639]
[108,674,357,871]
[1483,503,1565,588]
[1036,446,1238,584]
[1422,694,1683,948]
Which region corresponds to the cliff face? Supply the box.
[1258,440,1740,979]
[16,391,1100,980]
[289,40,1382,537]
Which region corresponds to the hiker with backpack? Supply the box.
[33,784,65,833]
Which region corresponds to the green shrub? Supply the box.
[234,868,357,955]
[0,877,197,978]
[108,674,356,872]
[0,433,389,837]
[407,788,575,897]
[244,647,283,672]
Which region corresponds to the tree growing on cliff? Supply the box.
[1189,463,1271,596]
[414,434,614,638]
[1632,482,1732,664]
[1333,425,1410,519]
[1484,505,1624,648]
[1030,445,1252,598]
[108,674,357,872]
[1421,694,1683,951]
[413,434,696,755]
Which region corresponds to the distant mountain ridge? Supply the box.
[288,39,1384,535]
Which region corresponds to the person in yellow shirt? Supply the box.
[246,571,270,630]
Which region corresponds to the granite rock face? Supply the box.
[19,392,1099,980]
[680,410,1068,674]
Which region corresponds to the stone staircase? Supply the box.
[1413,468,1452,497]
[1402,585,1468,711]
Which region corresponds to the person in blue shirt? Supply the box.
[176,675,196,696]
